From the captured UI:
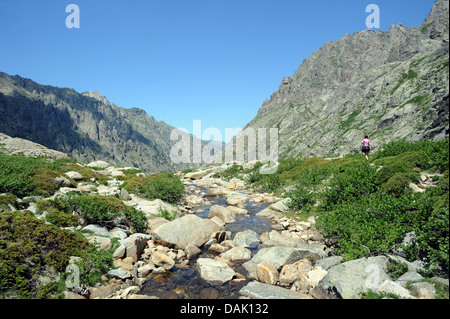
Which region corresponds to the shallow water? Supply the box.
[140,188,274,299]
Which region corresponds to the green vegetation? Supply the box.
[157,207,178,221]
[390,69,418,94]
[37,193,148,233]
[420,23,432,34]
[0,154,180,298]
[122,173,184,204]
[0,211,89,298]
[340,109,362,130]
[242,139,449,273]
[0,155,113,198]
[214,163,244,181]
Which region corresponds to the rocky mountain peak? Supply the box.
[422,0,449,41]
[245,0,449,160]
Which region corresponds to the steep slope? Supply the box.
[0,74,193,172]
[242,0,449,159]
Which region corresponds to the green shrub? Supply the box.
[0,193,18,211]
[387,259,409,281]
[318,192,414,260]
[157,208,178,221]
[0,211,89,298]
[0,155,42,197]
[280,157,330,180]
[375,139,448,173]
[323,161,378,209]
[45,210,80,228]
[411,187,449,272]
[123,173,185,204]
[255,173,284,192]
[73,241,117,287]
[0,155,80,198]
[246,170,263,184]
[214,163,243,180]
[285,185,315,213]
[41,194,148,233]
[382,172,419,195]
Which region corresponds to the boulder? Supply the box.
[184,244,201,259]
[256,262,279,285]
[240,281,311,299]
[269,198,292,212]
[86,161,110,169]
[121,286,141,299]
[64,171,84,181]
[220,247,252,263]
[261,230,307,248]
[233,230,260,248]
[120,188,131,200]
[82,224,113,238]
[225,192,248,206]
[54,176,73,188]
[377,280,415,299]
[279,259,312,286]
[255,207,278,219]
[152,215,220,249]
[124,196,178,218]
[151,251,175,270]
[208,205,236,224]
[110,170,126,178]
[314,256,343,270]
[196,258,235,284]
[314,256,391,299]
[307,267,328,288]
[409,282,436,299]
[107,269,132,280]
[226,206,248,217]
[123,233,151,262]
[185,168,214,180]
[242,246,326,279]
[396,271,424,287]
[88,236,112,250]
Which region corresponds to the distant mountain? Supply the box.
[0,74,195,172]
[239,0,449,159]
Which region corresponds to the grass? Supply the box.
[390,69,418,95]
[340,109,362,130]
[238,138,449,274]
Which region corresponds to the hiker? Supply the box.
[361,135,372,161]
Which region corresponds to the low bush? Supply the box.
[0,155,81,198]
[381,172,419,195]
[123,173,184,204]
[38,193,148,233]
[0,211,89,298]
[323,161,378,209]
[285,185,315,213]
[254,173,284,192]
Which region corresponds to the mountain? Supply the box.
[0,74,195,172]
[240,0,449,160]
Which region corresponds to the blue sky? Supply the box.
[0,0,435,142]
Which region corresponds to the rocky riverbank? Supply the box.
[2,151,447,299]
[50,162,446,299]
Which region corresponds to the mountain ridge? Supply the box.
[241,0,449,159]
[0,72,195,172]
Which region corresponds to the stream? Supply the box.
[139,185,274,299]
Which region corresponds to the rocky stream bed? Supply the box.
[54,163,447,300]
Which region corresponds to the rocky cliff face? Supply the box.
[0,74,194,172]
[242,0,449,159]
